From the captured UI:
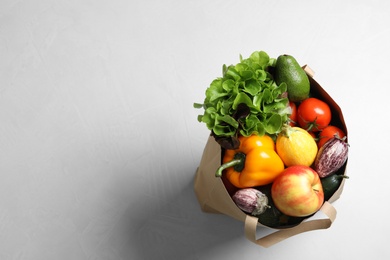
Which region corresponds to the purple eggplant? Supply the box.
[314,137,349,178]
[232,188,270,215]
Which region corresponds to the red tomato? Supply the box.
[288,101,298,126]
[297,98,331,132]
[317,125,346,148]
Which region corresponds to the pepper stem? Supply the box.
[215,159,242,177]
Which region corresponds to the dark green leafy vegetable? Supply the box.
[194,51,290,149]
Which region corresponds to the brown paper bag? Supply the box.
[194,66,348,247]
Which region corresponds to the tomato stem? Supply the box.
[300,116,320,132]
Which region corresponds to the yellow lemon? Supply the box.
[276,126,318,167]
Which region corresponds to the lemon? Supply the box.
[276,126,318,167]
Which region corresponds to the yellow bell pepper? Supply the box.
[215,135,285,188]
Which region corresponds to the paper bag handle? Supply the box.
[244,201,336,248]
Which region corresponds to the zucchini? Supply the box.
[321,173,349,201]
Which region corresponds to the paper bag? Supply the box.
[194,66,348,247]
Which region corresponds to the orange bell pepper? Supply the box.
[215,135,285,188]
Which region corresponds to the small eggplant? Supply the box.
[314,137,349,178]
[232,188,270,215]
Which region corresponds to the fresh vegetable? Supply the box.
[215,135,284,188]
[288,101,297,126]
[271,165,324,217]
[276,126,318,167]
[232,188,270,215]
[318,125,346,148]
[194,51,290,150]
[274,55,310,102]
[314,137,349,178]
[321,173,349,201]
[297,97,332,132]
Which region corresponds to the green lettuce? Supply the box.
[194,50,290,149]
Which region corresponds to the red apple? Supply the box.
[271,165,324,217]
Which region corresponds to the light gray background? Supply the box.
[1,0,388,259]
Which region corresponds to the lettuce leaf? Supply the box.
[195,50,290,149]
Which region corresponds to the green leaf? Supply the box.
[240,70,253,80]
[243,79,260,96]
[232,92,254,110]
[249,51,270,68]
[256,69,267,81]
[262,88,273,104]
[222,79,235,92]
[225,66,241,81]
[222,64,228,76]
[235,62,248,72]
[264,114,282,134]
[193,103,203,109]
[240,115,258,136]
[253,93,262,110]
[278,82,287,93]
[216,114,239,128]
[220,100,232,115]
[269,57,276,67]
[201,112,214,129]
[240,115,265,137]
[256,122,266,136]
[213,124,235,137]
[206,79,227,102]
